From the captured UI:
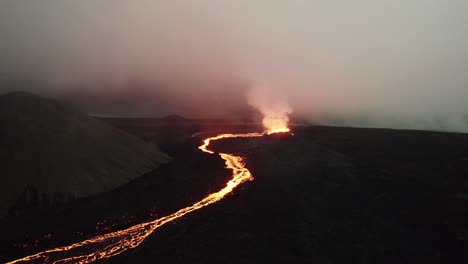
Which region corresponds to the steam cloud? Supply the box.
[0,1,467,132]
[248,82,292,133]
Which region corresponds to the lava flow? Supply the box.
[7,130,282,264]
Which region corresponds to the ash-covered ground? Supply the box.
[3,120,468,263]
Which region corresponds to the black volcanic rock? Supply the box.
[0,91,170,217]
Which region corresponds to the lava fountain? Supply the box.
[262,111,291,134]
[247,82,292,135]
[8,122,290,263]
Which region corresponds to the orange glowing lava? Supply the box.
[263,117,290,134]
[7,131,274,264]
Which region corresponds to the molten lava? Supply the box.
[7,130,281,264]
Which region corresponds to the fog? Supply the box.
[1,1,467,132]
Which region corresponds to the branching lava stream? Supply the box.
[7,131,277,264]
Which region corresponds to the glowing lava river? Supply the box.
[7,129,289,263]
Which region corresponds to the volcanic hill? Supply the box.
[0,91,170,217]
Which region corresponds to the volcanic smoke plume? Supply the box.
[0,1,467,132]
[248,82,292,134]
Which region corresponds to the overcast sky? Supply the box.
[1,1,467,131]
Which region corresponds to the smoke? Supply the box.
[248,82,292,133]
[0,1,467,132]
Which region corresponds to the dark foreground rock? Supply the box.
[113,125,468,264]
[3,121,468,263]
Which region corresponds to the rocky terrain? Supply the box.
[2,119,468,263]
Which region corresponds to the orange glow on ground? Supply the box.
[7,132,268,264]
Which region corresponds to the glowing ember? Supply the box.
[7,132,272,264]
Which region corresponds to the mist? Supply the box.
[1,0,467,132]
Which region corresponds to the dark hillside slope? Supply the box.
[0,92,170,217]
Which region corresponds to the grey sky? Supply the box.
[1,1,467,131]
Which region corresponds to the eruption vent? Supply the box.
[262,110,291,134]
[248,82,292,134]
